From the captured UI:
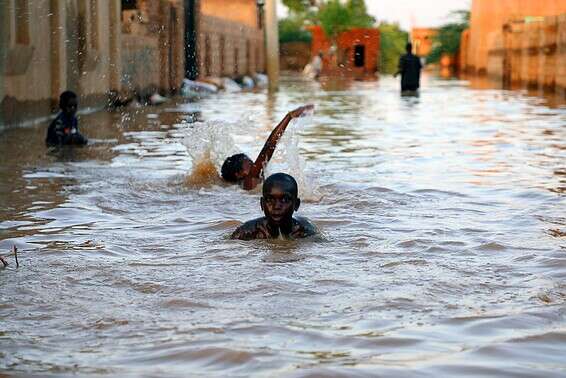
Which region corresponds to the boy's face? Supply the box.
[261,184,299,225]
[235,158,253,180]
[61,97,78,116]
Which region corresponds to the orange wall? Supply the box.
[309,25,380,74]
[467,0,566,73]
[201,0,259,29]
[411,28,437,57]
[337,28,380,73]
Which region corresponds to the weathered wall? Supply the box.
[337,29,380,74]
[0,0,10,127]
[0,0,121,128]
[200,0,259,28]
[121,0,185,94]
[458,29,471,72]
[280,42,311,71]
[467,0,566,74]
[199,14,265,77]
[484,14,566,96]
[309,25,380,77]
[558,14,566,95]
[121,35,160,94]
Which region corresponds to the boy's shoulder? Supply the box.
[291,216,318,238]
[231,217,270,240]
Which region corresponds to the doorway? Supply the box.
[354,45,365,68]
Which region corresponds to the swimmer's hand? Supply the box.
[288,104,314,118]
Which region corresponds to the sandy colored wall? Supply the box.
[459,29,470,72]
[0,0,122,128]
[484,13,566,96]
[122,0,186,94]
[121,35,160,94]
[1,0,53,125]
[199,14,265,78]
[0,1,9,127]
[467,0,566,73]
[558,14,566,94]
[200,0,258,29]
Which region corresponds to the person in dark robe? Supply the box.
[394,43,422,93]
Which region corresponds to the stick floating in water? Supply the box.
[13,245,19,268]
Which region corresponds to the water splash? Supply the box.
[265,113,320,201]
[180,114,319,200]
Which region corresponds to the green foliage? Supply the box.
[346,0,376,28]
[282,0,309,14]
[379,22,408,74]
[280,0,375,42]
[427,10,470,63]
[318,0,375,39]
[279,17,312,43]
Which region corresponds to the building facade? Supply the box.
[464,0,566,74]
[198,0,265,78]
[0,0,267,129]
[411,28,438,58]
[309,25,380,78]
[120,0,185,96]
[0,0,122,126]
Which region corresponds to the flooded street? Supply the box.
[1,73,565,376]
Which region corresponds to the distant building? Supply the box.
[120,0,186,96]
[0,0,267,128]
[308,25,380,78]
[0,0,122,127]
[198,0,265,78]
[411,28,438,58]
[464,0,566,74]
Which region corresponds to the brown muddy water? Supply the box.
[1,74,565,377]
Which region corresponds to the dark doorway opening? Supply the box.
[185,0,198,79]
[121,0,137,11]
[354,45,365,67]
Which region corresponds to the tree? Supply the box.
[317,0,375,40]
[279,16,312,44]
[427,10,470,63]
[379,22,408,74]
[282,0,310,14]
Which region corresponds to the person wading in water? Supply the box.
[394,42,422,93]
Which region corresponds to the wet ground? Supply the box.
[0,73,565,377]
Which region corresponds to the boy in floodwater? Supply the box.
[231,173,318,240]
[46,91,88,147]
[221,104,313,190]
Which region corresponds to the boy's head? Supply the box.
[261,173,300,225]
[221,153,253,182]
[406,42,413,54]
[59,91,78,116]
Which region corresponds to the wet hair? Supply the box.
[263,173,298,198]
[406,42,413,53]
[59,90,78,108]
[221,153,250,182]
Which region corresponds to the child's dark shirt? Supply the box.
[46,113,87,146]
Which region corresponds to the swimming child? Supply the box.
[231,173,318,240]
[46,91,88,146]
[221,104,313,190]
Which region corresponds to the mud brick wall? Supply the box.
[199,15,265,78]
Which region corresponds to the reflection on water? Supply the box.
[1,73,565,376]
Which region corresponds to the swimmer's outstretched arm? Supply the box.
[248,104,314,179]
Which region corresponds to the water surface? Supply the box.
[1,74,565,377]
